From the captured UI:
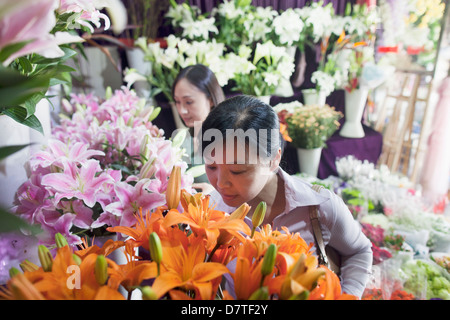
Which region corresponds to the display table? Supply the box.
[318,124,383,179]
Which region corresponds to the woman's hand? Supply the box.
[192,182,215,195]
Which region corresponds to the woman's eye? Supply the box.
[206,165,216,171]
[230,170,245,175]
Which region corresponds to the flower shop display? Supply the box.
[274,101,342,177]
[302,155,450,300]
[0,168,357,300]
[11,87,194,250]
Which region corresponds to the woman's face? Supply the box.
[174,78,212,127]
[205,143,280,207]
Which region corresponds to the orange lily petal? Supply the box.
[94,286,125,300]
[152,271,183,299]
[192,262,228,282]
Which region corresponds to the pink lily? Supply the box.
[41,159,112,207]
[104,179,166,228]
[29,139,104,170]
[13,173,53,224]
[0,0,84,66]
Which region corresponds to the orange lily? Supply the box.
[0,243,125,300]
[151,236,229,300]
[254,225,313,257]
[230,239,277,300]
[107,208,164,251]
[75,236,125,259]
[308,266,358,300]
[163,190,251,251]
[108,207,188,252]
[0,273,45,300]
[108,242,158,298]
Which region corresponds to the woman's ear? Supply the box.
[270,148,282,172]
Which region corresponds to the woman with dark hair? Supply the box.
[199,95,373,298]
[172,64,225,193]
[172,64,225,128]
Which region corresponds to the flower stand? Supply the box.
[340,88,369,138]
[302,88,326,106]
[297,147,323,177]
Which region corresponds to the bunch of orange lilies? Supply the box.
[0,166,357,300]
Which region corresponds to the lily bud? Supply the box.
[148,106,161,122]
[72,254,82,265]
[55,233,69,248]
[261,243,277,277]
[140,134,150,162]
[19,260,39,272]
[141,286,158,300]
[249,286,269,300]
[290,253,307,278]
[251,201,266,237]
[229,203,250,220]
[9,267,21,278]
[94,255,108,285]
[38,245,53,272]
[166,166,181,210]
[149,232,163,264]
[298,268,326,290]
[105,86,112,99]
[289,290,310,300]
[139,157,157,179]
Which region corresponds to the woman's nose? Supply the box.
[178,103,188,115]
[216,168,230,189]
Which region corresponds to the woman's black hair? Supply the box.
[199,95,285,162]
[172,64,225,107]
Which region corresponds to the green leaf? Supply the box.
[2,107,44,134]
[0,40,33,63]
[22,93,45,117]
[18,56,33,74]
[0,67,50,107]
[0,144,33,160]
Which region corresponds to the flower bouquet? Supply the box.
[274,101,342,149]
[228,40,295,97]
[1,167,357,300]
[12,87,194,248]
[163,1,295,98]
[130,35,231,102]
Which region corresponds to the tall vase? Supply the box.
[71,46,123,98]
[302,89,326,106]
[297,147,323,177]
[340,88,369,138]
[125,47,152,99]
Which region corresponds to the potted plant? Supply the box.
[274,101,342,176]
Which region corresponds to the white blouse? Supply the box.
[209,167,373,298]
